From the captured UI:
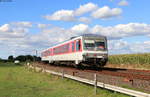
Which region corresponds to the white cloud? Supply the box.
[108,40,150,54]
[109,40,128,50]
[78,17,91,24]
[0,21,32,39]
[1,21,150,58]
[44,10,75,21]
[0,22,34,58]
[43,3,122,22]
[11,21,32,27]
[91,6,122,19]
[0,24,11,32]
[37,23,51,29]
[71,24,89,33]
[0,23,30,38]
[43,3,97,22]
[108,40,130,54]
[31,24,89,49]
[23,22,150,51]
[74,2,98,16]
[37,24,47,29]
[118,0,129,6]
[91,23,150,39]
[129,41,150,53]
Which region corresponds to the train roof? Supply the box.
[70,34,106,39]
[42,34,106,52]
[81,34,106,37]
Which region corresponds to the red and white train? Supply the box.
[41,34,108,67]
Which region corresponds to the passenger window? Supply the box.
[79,40,81,50]
[72,42,74,52]
[76,40,81,51]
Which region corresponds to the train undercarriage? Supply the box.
[44,57,108,69]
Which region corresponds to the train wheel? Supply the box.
[99,60,107,67]
[75,63,84,70]
[96,58,107,67]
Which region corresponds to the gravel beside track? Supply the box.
[32,62,150,93]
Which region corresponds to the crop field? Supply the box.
[108,53,150,69]
[0,62,129,97]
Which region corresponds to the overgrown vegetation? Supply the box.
[0,62,129,97]
[108,53,150,69]
[0,55,41,63]
[15,55,41,62]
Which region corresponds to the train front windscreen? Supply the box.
[83,38,107,51]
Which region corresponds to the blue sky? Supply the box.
[0,0,150,59]
[1,0,150,25]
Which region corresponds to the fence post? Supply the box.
[25,63,27,69]
[33,64,36,72]
[62,69,64,79]
[27,62,30,69]
[42,66,45,73]
[94,73,97,95]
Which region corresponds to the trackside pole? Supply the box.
[94,73,97,95]
[62,69,64,79]
[33,64,36,72]
[42,65,46,73]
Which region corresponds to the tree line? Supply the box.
[0,55,41,62]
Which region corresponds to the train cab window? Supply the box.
[95,40,105,50]
[84,40,95,48]
[76,40,81,51]
[84,39,105,50]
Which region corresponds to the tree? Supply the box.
[26,55,34,61]
[36,56,41,61]
[33,56,41,61]
[15,55,26,62]
[14,55,41,62]
[8,55,14,62]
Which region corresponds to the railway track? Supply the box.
[33,62,150,93]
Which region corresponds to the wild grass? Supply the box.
[107,53,150,69]
[0,62,129,97]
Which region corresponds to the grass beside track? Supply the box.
[108,53,150,69]
[0,62,129,97]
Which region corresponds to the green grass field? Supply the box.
[108,53,150,69]
[0,62,129,97]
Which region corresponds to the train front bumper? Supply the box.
[83,53,108,59]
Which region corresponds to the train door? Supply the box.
[76,39,82,52]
